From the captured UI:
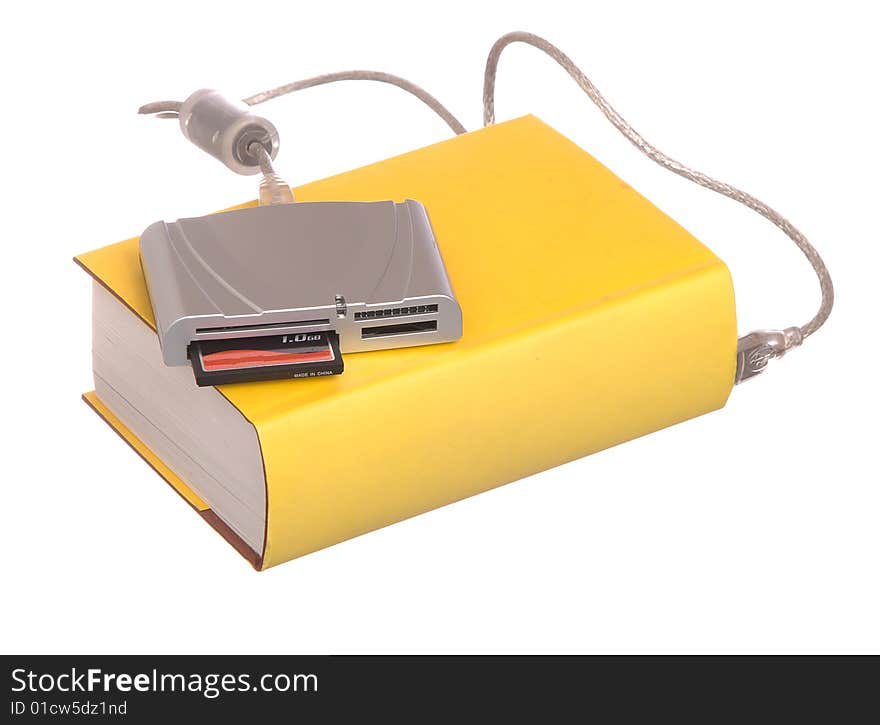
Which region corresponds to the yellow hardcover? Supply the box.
[77,115,736,569]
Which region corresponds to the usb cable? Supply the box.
[139,31,833,383]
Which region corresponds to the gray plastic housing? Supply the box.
[139,200,462,366]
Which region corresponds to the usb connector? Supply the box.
[735,327,804,384]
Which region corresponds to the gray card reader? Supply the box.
[139,199,463,376]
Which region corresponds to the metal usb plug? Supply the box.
[735,327,804,384]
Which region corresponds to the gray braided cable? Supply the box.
[244,70,467,135]
[138,32,832,381]
[483,31,833,378]
[141,72,466,135]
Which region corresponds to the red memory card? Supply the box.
[189,331,343,386]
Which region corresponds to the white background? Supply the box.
[2,0,877,653]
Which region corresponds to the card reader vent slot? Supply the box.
[196,319,330,335]
[361,320,438,339]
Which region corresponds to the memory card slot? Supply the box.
[361,320,438,339]
[354,304,439,321]
[195,319,330,335]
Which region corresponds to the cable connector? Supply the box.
[735,327,803,384]
[249,142,294,206]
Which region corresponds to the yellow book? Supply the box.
[76,115,736,569]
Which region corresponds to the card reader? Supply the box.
[139,199,462,384]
